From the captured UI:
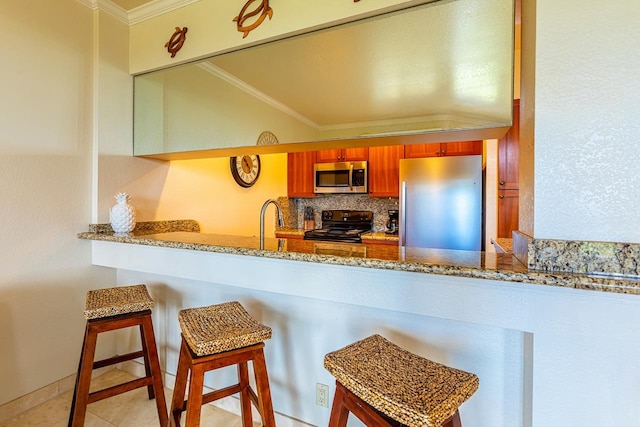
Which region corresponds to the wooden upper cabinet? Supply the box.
[316,147,369,162]
[287,151,316,198]
[368,145,404,197]
[498,99,520,190]
[404,143,441,158]
[404,141,482,158]
[442,140,483,156]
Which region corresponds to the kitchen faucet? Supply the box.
[260,199,284,249]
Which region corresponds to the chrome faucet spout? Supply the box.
[260,199,284,249]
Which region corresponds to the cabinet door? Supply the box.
[442,140,483,156]
[404,143,442,158]
[498,189,519,238]
[287,152,316,197]
[498,99,520,190]
[368,145,404,197]
[316,147,369,162]
[343,147,369,161]
[315,149,343,163]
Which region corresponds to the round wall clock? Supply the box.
[230,155,261,187]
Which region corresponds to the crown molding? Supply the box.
[128,0,200,25]
[198,63,320,130]
[75,0,99,10]
[75,0,199,25]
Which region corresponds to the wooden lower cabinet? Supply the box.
[368,145,404,197]
[497,189,519,239]
[287,152,316,198]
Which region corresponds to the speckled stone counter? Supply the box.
[78,222,640,295]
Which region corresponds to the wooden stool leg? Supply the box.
[238,361,253,427]
[139,323,155,400]
[442,410,462,427]
[328,382,350,427]
[331,382,394,427]
[68,322,98,427]
[185,363,205,427]
[140,313,168,427]
[252,348,276,427]
[170,338,192,427]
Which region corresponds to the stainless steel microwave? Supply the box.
[314,161,368,194]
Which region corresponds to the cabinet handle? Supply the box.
[499,195,505,199]
[499,181,505,186]
[441,150,446,155]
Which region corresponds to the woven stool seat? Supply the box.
[324,334,479,427]
[84,284,154,320]
[178,301,272,356]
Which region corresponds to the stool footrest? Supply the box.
[87,376,153,404]
[93,350,145,369]
[202,383,243,406]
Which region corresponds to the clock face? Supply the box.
[230,155,261,187]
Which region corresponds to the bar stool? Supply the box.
[324,334,479,427]
[68,284,168,427]
[169,301,276,427]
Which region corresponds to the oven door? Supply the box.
[314,161,367,194]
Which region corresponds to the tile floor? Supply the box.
[0,370,245,427]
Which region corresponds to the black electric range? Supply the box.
[303,210,373,243]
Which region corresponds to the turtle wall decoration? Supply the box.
[233,0,273,38]
[164,27,188,58]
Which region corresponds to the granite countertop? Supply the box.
[78,221,640,295]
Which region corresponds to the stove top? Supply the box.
[303,210,373,243]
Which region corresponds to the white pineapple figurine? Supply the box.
[109,192,136,235]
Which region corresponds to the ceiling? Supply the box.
[110,0,153,10]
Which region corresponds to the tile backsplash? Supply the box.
[278,195,399,232]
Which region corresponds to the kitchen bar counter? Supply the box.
[79,221,640,426]
[78,226,639,295]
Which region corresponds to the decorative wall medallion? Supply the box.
[165,27,188,58]
[256,131,279,146]
[233,0,273,38]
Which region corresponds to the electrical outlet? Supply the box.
[316,383,329,407]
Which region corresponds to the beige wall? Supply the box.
[0,0,114,406]
[152,155,287,236]
[530,0,640,242]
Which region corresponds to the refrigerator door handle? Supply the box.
[400,181,407,247]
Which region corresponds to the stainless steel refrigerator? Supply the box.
[399,155,483,250]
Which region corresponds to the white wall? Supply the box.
[0,0,114,406]
[532,0,640,242]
